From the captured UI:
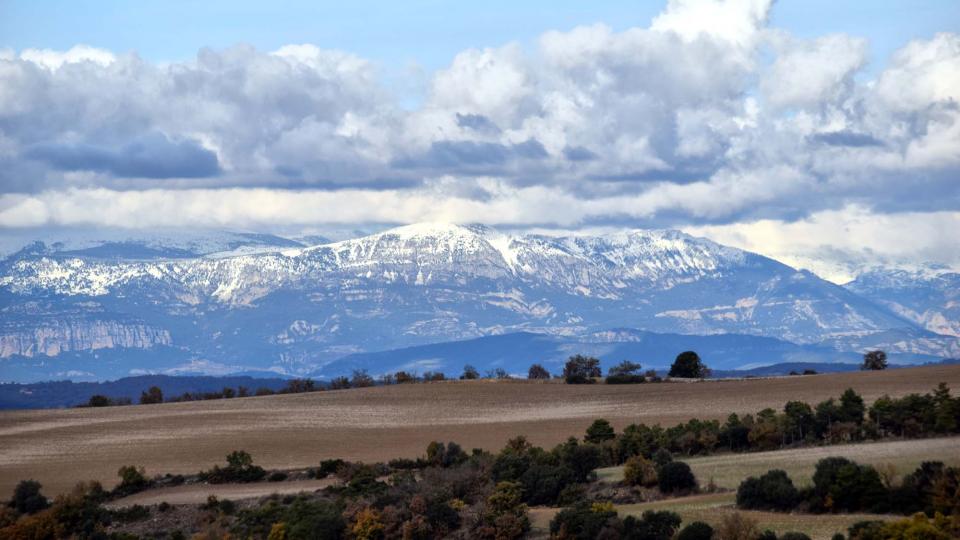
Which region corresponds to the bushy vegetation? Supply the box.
[550,504,681,540]
[668,351,710,378]
[199,451,267,484]
[846,513,960,539]
[737,458,960,516]
[563,354,602,384]
[527,363,551,380]
[606,361,645,384]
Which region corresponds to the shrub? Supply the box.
[283,379,316,393]
[737,469,800,511]
[268,471,288,482]
[811,457,887,513]
[549,501,617,540]
[606,360,645,384]
[861,350,887,371]
[528,364,551,380]
[658,461,697,494]
[584,419,616,443]
[563,355,601,384]
[200,450,267,483]
[317,458,346,478]
[87,394,112,407]
[394,371,417,384]
[139,386,164,404]
[623,455,658,487]
[111,504,150,523]
[780,533,813,540]
[677,521,714,540]
[351,369,375,388]
[652,448,673,467]
[115,465,150,495]
[8,480,49,514]
[328,376,351,390]
[669,351,709,378]
[422,371,446,382]
[714,513,760,540]
[425,441,468,468]
[460,365,479,380]
[623,510,682,540]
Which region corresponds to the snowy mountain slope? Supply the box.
[845,269,960,338]
[0,223,951,380]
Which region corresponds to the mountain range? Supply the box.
[0,223,957,382]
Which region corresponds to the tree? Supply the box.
[139,386,163,405]
[584,419,616,443]
[736,469,800,511]
[669,351,709,378]
[658,461,697,494]
[460,365,479,380]
[8,480,49,514]
[677,521,714,540]
[116,465,150,494]
[563,355,601,384]
[862,350,888,371]
[351,369,375,388]
[623,455,658,487]
[329,376,351,390]
[87,395,111,407]
[606,360,645,384]
[527,364,551,380]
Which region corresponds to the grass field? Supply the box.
[597,436,960,488]
[528,493,901,540]
[1,364,958,496]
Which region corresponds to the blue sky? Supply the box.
[2,0,957,74]
[0,0,958,280]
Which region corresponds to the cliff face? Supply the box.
[0,319,171,358]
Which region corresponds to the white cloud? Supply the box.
[0,0,957,276]
[19,44,116,70]
[683,206,960,282]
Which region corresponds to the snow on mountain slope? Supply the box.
[0,223,948,379]
[846,269,960,338]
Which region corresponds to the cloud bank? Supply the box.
[0,0,958,275]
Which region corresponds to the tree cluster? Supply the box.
[737,457,960,517]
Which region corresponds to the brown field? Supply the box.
[1,364,958,496]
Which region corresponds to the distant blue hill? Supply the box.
[0,374,289,409]
[315,329,944,378]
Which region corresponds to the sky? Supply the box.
[0,0,958,281]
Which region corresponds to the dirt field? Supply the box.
[1,364,958,496]
[104,478,336,507]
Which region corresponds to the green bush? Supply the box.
[584,419,616,443]
[8,479,49,515]
[200,450,267,484]
[658,461,697,494]
[677,521,714,540]
[736,469,800,511]
[563,355,601,384]
[549,501,617,539]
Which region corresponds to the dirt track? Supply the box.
[104,478,336,507]
[1,364,958,496]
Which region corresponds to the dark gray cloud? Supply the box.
[26,133,221,179]
[394,139,548,171]
[455,113,500,134]
[563,146,598,162]
[811,131,884,147]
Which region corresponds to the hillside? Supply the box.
[2,223,956,381]
[2,363,958,497]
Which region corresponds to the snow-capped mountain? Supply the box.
[0,223,954,380]
[846,269,960,338]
